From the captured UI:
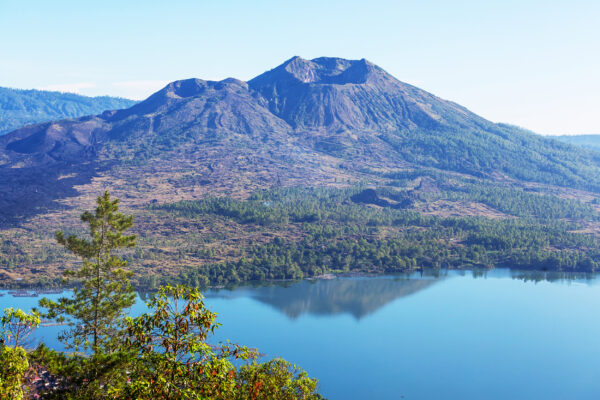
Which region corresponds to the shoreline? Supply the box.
[2,265,598,293]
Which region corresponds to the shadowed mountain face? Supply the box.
[206,276,442,320]
[2,56,600,220]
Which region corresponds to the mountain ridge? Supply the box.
[552,134,600,152]
[0,86,137,136]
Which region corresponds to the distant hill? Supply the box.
[0,87,137,135]
[552,134,600,152]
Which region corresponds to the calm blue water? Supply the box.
[3,269,600,399]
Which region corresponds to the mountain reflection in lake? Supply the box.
[205,274,442,319]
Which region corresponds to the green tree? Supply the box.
[0,307,41,348]
[0,346,28,400]
[39,191,136,372]
[115,285,253,399]
[113,285,322,400]
[0,308,40,400]
[238,359,321,400]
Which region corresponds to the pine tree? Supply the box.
[40,191,136,357]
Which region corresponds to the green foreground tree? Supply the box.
[111,285,321,400]
[0,308,40,399]
[39,191,136,380]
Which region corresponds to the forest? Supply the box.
[1,172,599,290]
[145,183,600,288]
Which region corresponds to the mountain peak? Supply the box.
[247,56,472,130]
[110,77,251,120]
[253,56,382,86]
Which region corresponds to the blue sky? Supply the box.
[1,0,598,135]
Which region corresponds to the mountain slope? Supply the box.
[0,87,137,136]
[1,56,600,220]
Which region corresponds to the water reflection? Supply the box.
[205,274,444,319]
[509,270,598,283]
[201,268,600,320]
[38,269,600,325]
[460,267,600,283]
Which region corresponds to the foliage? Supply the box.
[149,186,600,288]
[116,284,242,399]
[36,191,137,395]
[0,309,39,400]
[238,359,322,400]
[1,308,41,348]
[27,343,132,399]
[381,124,600,192]
[440,182,598,220]
[40,191,137,354]
[0,346,28,400]
[112,285,321,399]
[27,285,323,399]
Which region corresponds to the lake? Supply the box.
[3,269,600,399]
